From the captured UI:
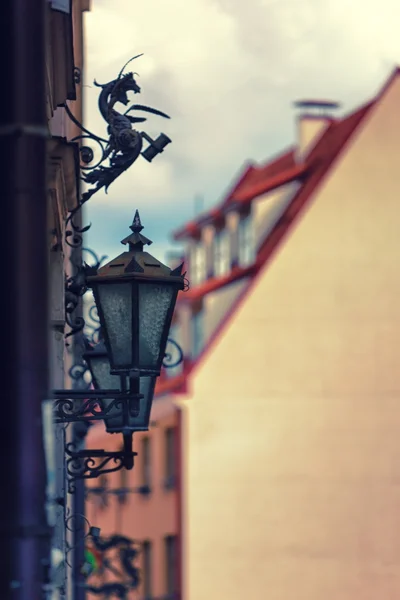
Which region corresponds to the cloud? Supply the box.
[82,0,400,256]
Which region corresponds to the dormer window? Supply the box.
[213,228,230,278]
[238,212,255,267]
[189,242,206,287]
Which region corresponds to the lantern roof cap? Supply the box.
[92,250,184,281]
[86,209,185,284]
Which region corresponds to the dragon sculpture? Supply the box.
[65,55,170,203]
[63,54,171,248]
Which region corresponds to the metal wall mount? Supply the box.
[65,433,136,493]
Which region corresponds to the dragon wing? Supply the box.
[126,116,147,124]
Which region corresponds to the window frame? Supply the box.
[142,539,153,599]
[117,448,129,504]
[191,306,204,360]
[141,436,152,490]
[213,227,230,278]
[164,427,176,488]
[238,211,255,267]
[189,242,206,286]
[164,534,178,597]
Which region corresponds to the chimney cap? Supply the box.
[294,99,341,112]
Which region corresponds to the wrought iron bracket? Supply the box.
[52,391,142,425]
[65,433,136,492]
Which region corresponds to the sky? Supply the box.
[83,0,400,266]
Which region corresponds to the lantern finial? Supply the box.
[121,209,153,251]
[130,209,143,234]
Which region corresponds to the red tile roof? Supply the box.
[237,147,296,194]
[173,163,255,240]
[173,149,302,241]
[156,68,399,398]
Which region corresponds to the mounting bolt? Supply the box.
[80,145,94,164]
[74,67,82,84]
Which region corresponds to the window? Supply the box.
[141,436,152,490]
[191,308,203,359]
[119,459,127,488]
[189,243,206,286]
[165,427,176,488]
[118,452,128,504]
[98,474,109,509]
[142,540,153,599]
[238,213,255,267]
[164,535,178,597]
[213,229,230,277]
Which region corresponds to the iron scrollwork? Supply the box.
[65,433,136,493]
[54,394,141,425]
[65,248,106,339]
[68,362,91,391]
[65,509,101,568]
[85,303,101,345]
[163,337,184,368]
[84,534,140,599]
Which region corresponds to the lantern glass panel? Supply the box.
[104,376,157,433]
[96,282,133,368]
[90,354,120,390]
[138,282,177,372]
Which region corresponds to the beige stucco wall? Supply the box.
[183,74,400,600]
[203,278,249,341]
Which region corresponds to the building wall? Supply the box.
[45,1,90,597]
[203,278,249,343]
[86,395,181,599]
[183,75,400,600]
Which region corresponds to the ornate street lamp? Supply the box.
[86,209,185,378]
[53,210,186,488]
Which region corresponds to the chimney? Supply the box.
[294,100,340,161]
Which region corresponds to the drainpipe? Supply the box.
[72,422,90,600]
[0,0,50,597]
